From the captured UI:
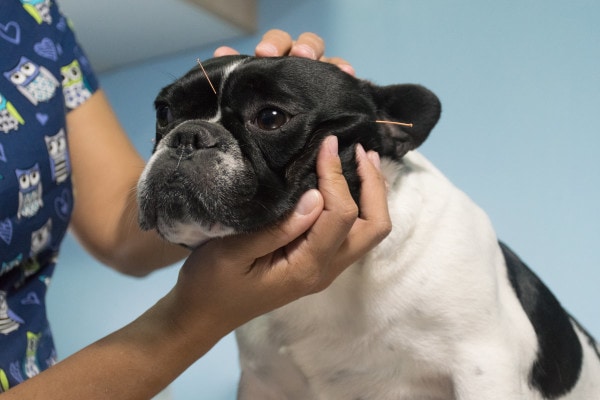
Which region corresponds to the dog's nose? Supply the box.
[169,129,217,152]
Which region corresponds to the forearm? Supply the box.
[1,291,224,400]
[71,192,189,276]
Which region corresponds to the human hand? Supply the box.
[0,141,386,399]
[214,29,356,76]
[171,136,390,337]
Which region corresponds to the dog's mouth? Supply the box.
[136,126,265,247]
[139,183,236,248]
[137,163,246,248]
[156,218,235,249]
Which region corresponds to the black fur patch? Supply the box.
[500,242,583,398]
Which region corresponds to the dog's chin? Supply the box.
[157,219,236,249]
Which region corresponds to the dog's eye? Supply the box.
[255,108,289,131]
[156,105,174,127]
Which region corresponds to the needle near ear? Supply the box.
[375,120,414,128]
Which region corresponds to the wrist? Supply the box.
[155,288,232,358]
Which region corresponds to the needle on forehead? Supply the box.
[196,58,217,95]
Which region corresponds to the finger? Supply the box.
[332,145,392,271]
[218,189,324,264]
[320,56,356,76]
[269,136,359,292]
[299,136,359,262]
[316,137,358,220]
[289,32,325,60]
[213,46,240,57]
[255,29,293,57]
[355,145,389,222]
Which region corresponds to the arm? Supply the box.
[67,31,335,276]
[2,137,390,400]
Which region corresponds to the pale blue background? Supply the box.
[48,0,599,398]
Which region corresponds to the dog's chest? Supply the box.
[236,264,455,399]
[235,152,536,399]
[235,154,468,398]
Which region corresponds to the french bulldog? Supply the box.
[137,55,600,399]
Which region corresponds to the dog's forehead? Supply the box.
[206,56,247,90]
[155,55,372,129]
[223,56,345,88]
[216,57,357,113]
[159,56,354,108]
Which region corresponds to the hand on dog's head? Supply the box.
[137,55,441,248]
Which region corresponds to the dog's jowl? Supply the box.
[137,55,600,399]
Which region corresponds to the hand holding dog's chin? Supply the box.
[213,29,355,75]
[168,136,390,340]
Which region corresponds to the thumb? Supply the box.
[224,189,324,262]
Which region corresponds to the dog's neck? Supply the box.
[353,151,499,283]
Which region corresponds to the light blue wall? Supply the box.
[48,1,599,398]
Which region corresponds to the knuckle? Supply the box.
[368,218,392,243]
[265,29,292,45]
[288,260,323,291]
[302,271,328,294]
[299,32,323,45]
[306,273,326,293]
[340,200,359,221]
[377,219,393,239]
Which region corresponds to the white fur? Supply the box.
[236,151,599,399]
[158,220,234,248]
[137,144,167,201]
[207,59,244,124]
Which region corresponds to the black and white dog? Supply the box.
[137,55,600,399]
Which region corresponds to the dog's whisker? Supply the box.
[175,149,184,170]
[197,58,217,95]
[375,120,414,128]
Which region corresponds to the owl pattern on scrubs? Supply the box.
[0,0,98,391]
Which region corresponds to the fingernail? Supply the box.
[356,143,367,159]
[324,136,338,156]
[294,190,320,215]
[338,64,356,76]
[291,44,317,59]
[255,43,278,57]
[368,151,381,171]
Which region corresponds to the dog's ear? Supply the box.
[362,82,441,159]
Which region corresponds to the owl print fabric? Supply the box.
[0,0,99,391]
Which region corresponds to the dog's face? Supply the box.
[137,55,441,248]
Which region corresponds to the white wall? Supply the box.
[48,1,599,398]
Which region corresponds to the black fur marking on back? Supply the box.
[500,242,583,399]
[571,316,600,361]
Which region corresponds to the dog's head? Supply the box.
[137,55,441,248]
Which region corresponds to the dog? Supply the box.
[137,55,600,399]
